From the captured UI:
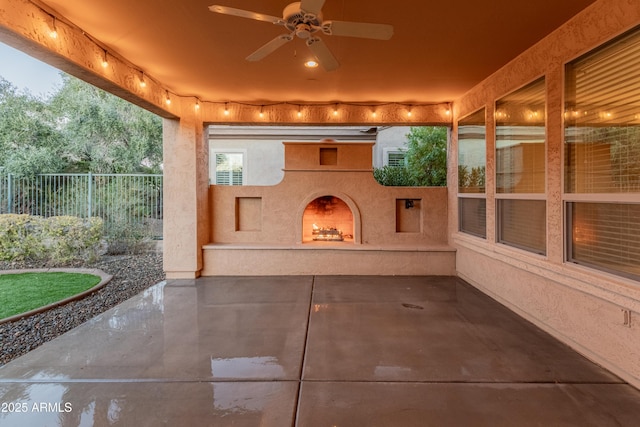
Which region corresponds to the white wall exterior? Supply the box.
[209,125,413,185]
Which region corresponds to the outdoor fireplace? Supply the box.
[302,195,353,243]
[206,140,454,276]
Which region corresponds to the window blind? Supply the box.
[564,26,640,280]
[498,199,546,255]
[568,202,640,280]
[459,198,486,238]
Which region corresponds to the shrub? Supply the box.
[0,214,103,263]
[104,220,154,255]
[41,216,104,263]
[373,165,416,186]
[0,214,43,261]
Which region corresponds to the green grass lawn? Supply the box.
[0,272,101,319]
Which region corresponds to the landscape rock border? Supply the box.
[0,253,165,366]
[0,268,113,325]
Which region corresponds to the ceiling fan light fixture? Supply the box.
[305,60,319,68]
[209,2,393,71]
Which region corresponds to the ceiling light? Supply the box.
[305,60,319,68]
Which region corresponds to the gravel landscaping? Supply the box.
[0,253,165,366]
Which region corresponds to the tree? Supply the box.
[0,78,66,177]
[405,126,447,186]
[0,74,162,176]
[374,126,448,186]
[49,75,162,173]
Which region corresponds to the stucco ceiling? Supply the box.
[35,0,596,104]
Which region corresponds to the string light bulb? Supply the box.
[165,91,171,105]
[139,73,146,88]
[297,106,302,118]
[259,105,264,118]
[49,16,58,39]
[195,99,200,111]
[224,103,230,116]
[101,50,108,68]
[333,104,338,116]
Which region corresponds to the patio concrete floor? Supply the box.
[1,275,639,426]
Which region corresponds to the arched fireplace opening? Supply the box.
[302,196,354,243]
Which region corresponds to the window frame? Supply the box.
[457,107,487,238]
[494,77,548,255]
[382,147,407,167]
[562,26,640,280]
[210,149,247,186]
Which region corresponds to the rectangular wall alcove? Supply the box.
[235,197,262,231]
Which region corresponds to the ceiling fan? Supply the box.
[208,1,394,71]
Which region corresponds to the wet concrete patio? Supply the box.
[1,276,639,426]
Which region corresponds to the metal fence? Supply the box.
[0,172,163,238]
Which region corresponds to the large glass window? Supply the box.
[458,108,486,238]
[495,78,546,254]
[564,27,640,280]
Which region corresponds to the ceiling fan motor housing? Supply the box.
[283,2,322,36]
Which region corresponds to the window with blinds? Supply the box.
[215,153,243,185]
[498,199,546,254]
[496,78,547,254]
[564,26,640,280]
[459,198,486,238]
[567,203,640,280]
[387,151,406,167]
[458,108,487,238]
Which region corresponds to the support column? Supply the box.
[163,100,209,278]
[546,64,565,263]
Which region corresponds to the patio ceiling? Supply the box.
[31,0,596,105]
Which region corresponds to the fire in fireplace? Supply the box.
[303,196,353,242]
[312,224,344,241]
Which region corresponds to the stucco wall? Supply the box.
[452,0,640,388]
[208,126,414,186]
[210,172,449,247]
[205,141,454,275]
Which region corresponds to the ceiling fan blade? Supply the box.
[208,5,283,24]
[322,20,394,40]
[246,34,294,61]
[306,37,339,71]
[300,0,325,16]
